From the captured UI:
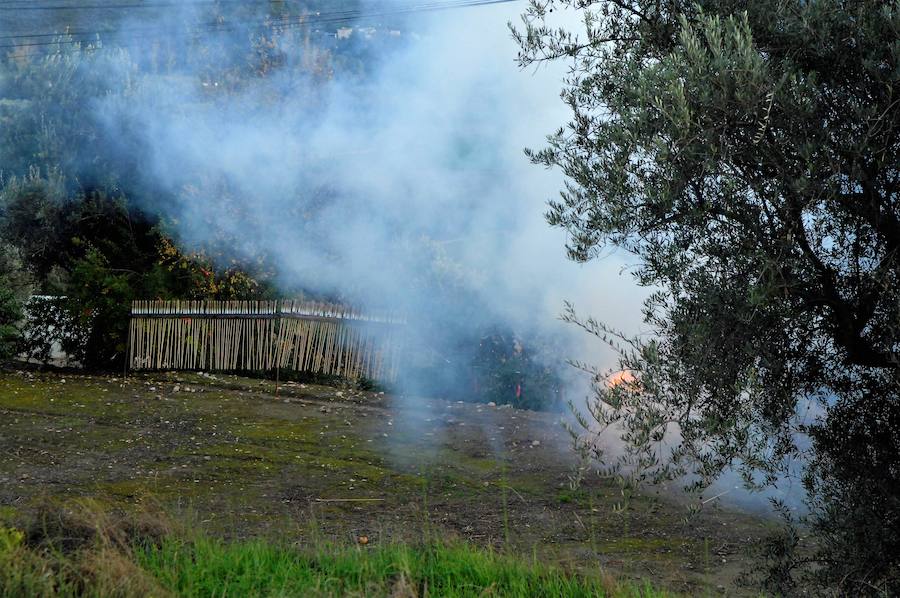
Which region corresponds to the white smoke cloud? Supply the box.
[8,0,803,513]
[93,1,648,386]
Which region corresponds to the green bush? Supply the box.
[0,283,21,360]
[0,244,29,360]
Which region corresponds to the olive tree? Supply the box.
[513,1,899,593]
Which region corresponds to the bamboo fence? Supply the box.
[128,300,403,382]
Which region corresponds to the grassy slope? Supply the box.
[0,368,769,594]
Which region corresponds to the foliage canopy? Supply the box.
[514,0,899,593]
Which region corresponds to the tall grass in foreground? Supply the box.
[137,538,670,597]
[0,502,677,597]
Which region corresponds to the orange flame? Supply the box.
[606,370,636,389]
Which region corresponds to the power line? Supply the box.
[0,0,492,9]
[0,0,301,9]
[0,0,509,39]
[0,0,519,56]
[0,0,516,44]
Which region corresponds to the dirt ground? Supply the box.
[0,366,770,595]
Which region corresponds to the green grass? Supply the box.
[137,539,670,597]
[0,520,676,597]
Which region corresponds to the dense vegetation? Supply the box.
[514,0,900,594]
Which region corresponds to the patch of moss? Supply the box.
[436,447,500,476]
[99,479,179,501]
[221,417,403,479]
[229,418,323,445]
[167,438,420,493]
[98,468,226,494]
[502,472,558,495]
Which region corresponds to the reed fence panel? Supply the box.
[128,300,402,382]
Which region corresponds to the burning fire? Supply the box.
[606,369,636,389]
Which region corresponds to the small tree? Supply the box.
[514,1,899,593]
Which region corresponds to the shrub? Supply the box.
[0,283,21,360]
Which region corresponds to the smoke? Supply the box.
[86,1,648,398]
[7,1,805,514]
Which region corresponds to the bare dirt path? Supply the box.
[0,367,769,594]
